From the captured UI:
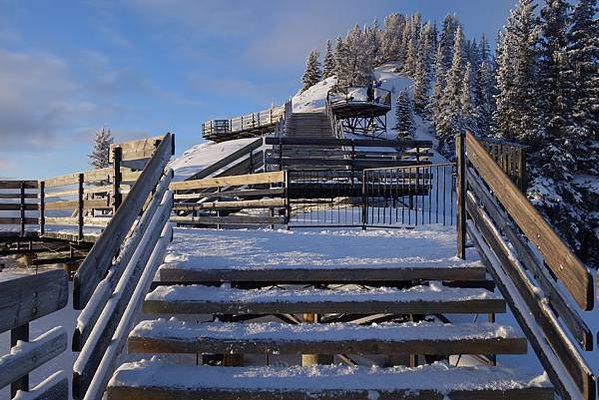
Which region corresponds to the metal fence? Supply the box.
[287,163,456,228]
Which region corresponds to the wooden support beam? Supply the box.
[456,132,466,260]
[170,171,285,191]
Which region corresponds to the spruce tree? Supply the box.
[301,50,322,92]
[323,40,336,79]
[436,26,465,157]
[461,62,477,132]
[413,21,435,116]
[89,126,114,169]
[493,0,541,145]
[380,13,405,63]
[430,44,446,125]
[394,89,415,139]
[474,60,495,135]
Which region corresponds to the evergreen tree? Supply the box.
[412,21,436,116]
[439,14,461,71]
[323,40,336,79]
[301,50,322,92]
[474,60,495,135]
[401,13,422,76]
[380,13,405,63]
[436,26,465,157]
[339,25,374,88]
[394,89,415,139]
[334,36,350,87]
[461,62,477,132]
[493,0,542,144]
[368,19,383,66]
[430,44,446,124]
[89,126,114,169]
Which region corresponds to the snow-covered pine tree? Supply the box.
[474,60,495,135]
[343,25,374,87]
[380,13,405,64]
[394,89,415,139]
[493,0,542,145]
[368,19,383,66]
[401,13,422,76]
[461,62,477,133]
[412,21,436,116]
[430,44,446,125]
[301,50,322,92]
[439,14,460,72]
[436,26,465,157]
[323,40,336,79]
[89,125,114,169]
[568,0,599,143]
[334,36,350,88]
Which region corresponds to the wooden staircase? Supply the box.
[106,233,553,399]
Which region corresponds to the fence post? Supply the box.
[517,148,527,194]
[361,171,367,230]
[10,323,29,396]
[456,132,466,260]
[39,181,45,236]
[78,173,84,241]
[20,181,25,237]
[112,146,123,214]
[285,170,290,230]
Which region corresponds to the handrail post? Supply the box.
[456,132,466,259]
[39,181,45,236]
[20,181,25,237]
[10,323,29,397]
[78,173,84,241]
[362,170,367,230]
[517,147,527,193]
[112,146,123,214]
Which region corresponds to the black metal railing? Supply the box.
[287,163,455,228]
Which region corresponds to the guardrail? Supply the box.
[71,133,174,400]
[202,106,284,142]
[0,270,69,399]
[456,131,595,400]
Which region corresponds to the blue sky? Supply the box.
[0,0,515,179]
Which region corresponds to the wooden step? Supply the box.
[107,362,553,400]
[143,283,505,315]
[158,261,487,283]
[128,319,528,355]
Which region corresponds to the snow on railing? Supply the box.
[456,131,596,400]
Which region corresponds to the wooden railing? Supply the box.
[0,270,69,399]
[456,131,596,400]
[202,105,285,142]
[479,136,527,192]
[264,137,433,171]
[71,133,174,400]
[170,171,288,228]
[0,180,39,236]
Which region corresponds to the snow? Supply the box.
[132,319,521,342]
[110,361,550,393]
[146,281,499,304]
[169,137,258,182]
[162,226,483,272]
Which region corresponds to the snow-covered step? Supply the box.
[158,261,487,283]
[107,362,553,400]
[128,319,527,356]
[143,283,505,315]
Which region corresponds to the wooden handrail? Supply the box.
[73,133,174,309]
[464,131,593,310]
[170,171,285,191]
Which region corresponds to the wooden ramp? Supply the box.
[106,228,552,400]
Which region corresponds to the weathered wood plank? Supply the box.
[0,181,38,189]
[0,193,38,199]
[264,137,432,148]
[465,206,595,399]
[170,215,286,226]
[170,171,285,191]
[174,187,285,200]
[159,264,486,283]
[44,168,112,188]
[465,132,593,310]
[0,270,69,333]
[73,133,173,309]
[44,199,109,211]
[128,321,527,356]
[0,217,39,225]
[110,135,165,162]
[107,364,553,400]
[45,217,110,227]
[0,327,67,389]
[173,198,286,211]
[466,169,593,350]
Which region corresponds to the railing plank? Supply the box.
[465,132,593,310]
[0,180,38,189]
[0,270,69,333]
[171,215,286,226]
[44,168,112,188]
[465,194,595,399]
[466,169,593,350]
[170,171,285,191]
[0,327,67,390]
[0,217,39,225]
[73,133,173,309]
[12,370,68,400]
